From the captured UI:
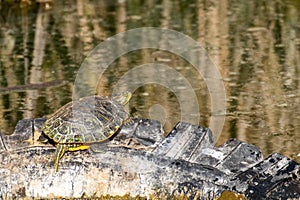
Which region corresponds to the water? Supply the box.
[0,0,299,163]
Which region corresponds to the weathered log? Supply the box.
[0,118,299,199]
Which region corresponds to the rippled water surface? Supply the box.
[0,0,299,163]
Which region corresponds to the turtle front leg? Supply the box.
[54,143,68,172]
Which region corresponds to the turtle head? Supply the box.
[112,91,132,105]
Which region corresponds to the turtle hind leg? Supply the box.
[54,143,68,172]
[54,144,90,172]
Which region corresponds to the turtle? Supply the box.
[41,91,132,172]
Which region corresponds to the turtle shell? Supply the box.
[42,95,130,144]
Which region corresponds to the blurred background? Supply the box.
[0,0,299,163]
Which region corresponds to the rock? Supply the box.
[233,153,300,199]
[0,118,299,199]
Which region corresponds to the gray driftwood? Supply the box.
[0,118,299,199]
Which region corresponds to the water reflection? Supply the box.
[0,0,299,163]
